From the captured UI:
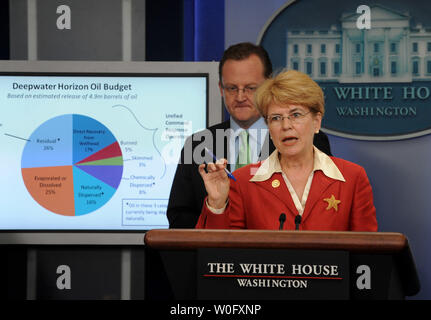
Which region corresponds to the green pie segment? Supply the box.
[77,156,123,166]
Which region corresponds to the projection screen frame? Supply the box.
[0,60,221,244]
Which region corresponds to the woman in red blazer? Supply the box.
[196,70,377,231]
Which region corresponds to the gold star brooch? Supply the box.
[324,195,341,212]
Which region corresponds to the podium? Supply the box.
[144,229,420,300]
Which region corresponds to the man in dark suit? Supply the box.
[167,42,331,228]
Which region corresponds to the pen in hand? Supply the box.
[204,147,237,181]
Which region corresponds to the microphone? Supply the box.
[295,214,302,230]
[279,213,286,230]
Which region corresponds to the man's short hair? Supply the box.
[219,42,273,82]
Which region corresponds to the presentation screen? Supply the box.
[0,61,218,231]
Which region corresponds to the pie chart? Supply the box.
[21,114,123,216]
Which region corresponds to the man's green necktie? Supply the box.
[235,130,251,170]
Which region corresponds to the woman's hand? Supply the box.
[198,159,230,209]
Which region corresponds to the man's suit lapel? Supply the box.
[210,121,232,171]
[219,119,272,171]
[258,131,275,162]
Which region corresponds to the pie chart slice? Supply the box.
[77,156,123,166]
[21,114,123,216]
[74,165,123,189]
[72,114,118,164]
[21,165,75,216]
[72,166,117,216]
[21,115,73,169]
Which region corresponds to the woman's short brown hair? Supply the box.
[254,70,325,120]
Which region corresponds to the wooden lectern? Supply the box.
[144,230,420,300]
